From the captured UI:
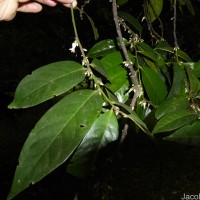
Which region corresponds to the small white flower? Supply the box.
[82,57,89,66]
[123,61,132,67]
[69,40,79,53]
[139,100,147,109]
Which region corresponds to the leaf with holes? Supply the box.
[8,89,103,200]
[67,110,119,177]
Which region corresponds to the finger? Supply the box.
[32,0,57,7]
[17,2,42,13]
[63,0,77,8]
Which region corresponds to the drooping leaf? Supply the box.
[83,11,99,40]
[8,61,85,108]
[185,65,200,95]
[165,121,200,146]
[90,58,108,79]
[8,90,103,200]
[154,40,170,60]
[67,110,119,177]
[153,109,197,134]
[168,63,185,98]
[118,11,142,35]
[184,62,200,77]
[87,38,128,58]
[155,96,189,119]
[178,0,195,15]
[117,0,128,6]
[141,67,168,105]
[101,51,130,103]
[154,46,193,62]
[147,0,163,22]
[117,102,150,134]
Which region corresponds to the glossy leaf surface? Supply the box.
[153,110,197,134]
[155,96,188,119]
[8,61,85,108]
[184,62,200,77]
[141,67,168,105]
[165,121,200,146]
[8,90,103,199]
[87,39,128,58]
[67,110,119,177]
[101,51,129,103]
[185,66,200,95]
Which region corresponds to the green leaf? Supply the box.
[84,12,99,40]
[168,63,185,98]
[101,51,129,103]
[87,38,128,58]
[185,66,200,95]
[67,110,119,177]
[118,11,142,35]
[90,58,108,79]
[155,96,189,119]
[8,61,85,109]
[165,121,200,146]
[117,102,150,134]
[178,0,195,15]
[153,110,197,134]
[141,67,168,105]
[154,46,193,62]
[147,0,163,22]
[117,0,128,6]
[184,62,200,77]
[8,89,103,199]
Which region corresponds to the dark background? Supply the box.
[1,0,200,199]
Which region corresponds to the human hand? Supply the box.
[0,0,77,21]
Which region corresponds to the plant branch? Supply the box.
[70,5,90,68]
[112,0,141,108]
[173,0,179,49]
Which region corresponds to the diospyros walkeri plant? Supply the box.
[7,0,200,199]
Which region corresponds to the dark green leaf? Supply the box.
[67,110,118,177]
[117,0,128,6]
[118,11,142,35]
[184,62,200,77]
[147,0,163,22]
[101,51,129,103]
[153,110,197,134]
[8,61,85,108]
[155,96,189,119]
[8,90,103,199]
[87,38,128,58]
[141,67,168,105]
[165,121,200,146]
[168,63,185,98]
[154,47,193,62]
[91,58,108,79]
[185,66,200,95]
[117,102,150,134]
